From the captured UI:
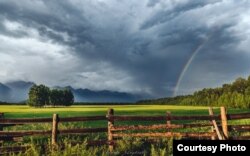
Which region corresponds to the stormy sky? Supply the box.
[0,0,250,98]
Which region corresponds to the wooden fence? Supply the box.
[0,107,250,154]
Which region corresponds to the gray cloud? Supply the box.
[0,0,250,98]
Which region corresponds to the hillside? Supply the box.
[0,81,141,103]
[138,76,250,108]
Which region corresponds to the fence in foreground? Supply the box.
[0,107,250,154]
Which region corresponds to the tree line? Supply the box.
[138,76,250,108]
[27,84,74,107]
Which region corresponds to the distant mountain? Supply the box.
[54,87,140,103]
[73,88,138,102]
[4,81,35,103]
[0,83,11,102]
[5,81,34,89]
[0,81,141,103]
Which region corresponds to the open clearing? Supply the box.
[1,105,250,118]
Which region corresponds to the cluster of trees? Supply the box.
[138,76,250,108]
[27,84,74,107]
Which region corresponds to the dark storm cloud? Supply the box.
[142,0,221,29]
[0,1,90,44]
[0,0,250,97]
[147,0,161,7]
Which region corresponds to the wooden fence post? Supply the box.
[208,107,223,140]
[166,111,171,126]
[166,111,171,133]
[107,108,114,153]
[0,113,4,131]
[52,114,59,146]
[220,107,228,139]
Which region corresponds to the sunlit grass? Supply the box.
[0,104,249,119]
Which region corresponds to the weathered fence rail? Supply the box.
[107,113,250,121]
[0,106,250,154]
[0,116,107,124]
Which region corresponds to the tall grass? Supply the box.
[3,137,173,156]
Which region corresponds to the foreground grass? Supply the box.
[1,105,250,156]
[3,137,172,156]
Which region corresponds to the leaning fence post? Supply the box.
[210,126,216,140]
[52,114,59,146]
[0,113,4,131]
[107,108,114,153]
[220,107,228,139]
[208,107,216,140]
[208,107,223,140]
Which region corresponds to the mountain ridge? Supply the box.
[0,81,141,103]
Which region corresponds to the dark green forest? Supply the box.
[138,76,250,108]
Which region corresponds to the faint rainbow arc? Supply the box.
[173,35,211,96]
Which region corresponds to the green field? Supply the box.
[1,105,250,118]
[1,104,250,130]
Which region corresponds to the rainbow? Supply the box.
[173,34,212,96]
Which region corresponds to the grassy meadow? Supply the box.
[1,104,250,130]
[2,104,250,118]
